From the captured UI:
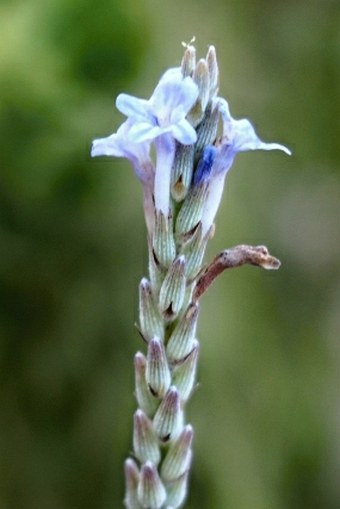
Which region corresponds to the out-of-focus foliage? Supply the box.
[0,1,339,508]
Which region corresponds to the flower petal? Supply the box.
[150,74,198,125]
[201,171,227,236]
[171,119,197,145]
[154,134,176,215]
[129,122,163,143]
[210,143,236,176]
[218,97,232,124]
[230,118,291,155]
[91,134,123,157]
[116,94,151,121]
[91,119,153,181]
[218,98,291,156]
[157,67,183,85]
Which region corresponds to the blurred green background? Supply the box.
[1,0,339,508]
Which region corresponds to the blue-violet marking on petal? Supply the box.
[193,146,217,186]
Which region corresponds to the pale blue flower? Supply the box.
[200,98,291,235]
[214,98,291,174]
[115,68,199,216]
[92,69,199,216]
[116,68,199,145]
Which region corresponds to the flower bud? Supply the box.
[148,243,163,296]
[137,461,166,509]
[165,472,189,509]
[206,45,219,99]
[181,43,196,77]
[152,212,176,269]
[172,340,199,402]
[171,143,195,202]
[159,256,186,320]
[124,458,140,509]
[195,101,220,155]
[153,387,183,442]
[187,59,210,126]
[161,425,193,482]
[133,410,161,465]
[139,278,164,342]
[134,352,159,417]
[193,58,210,112]
[181,223,207,280]
[166,304,198,363]
[146,338,171,398]
[175,182,208,237]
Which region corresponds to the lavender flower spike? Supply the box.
[91,43,290,509]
